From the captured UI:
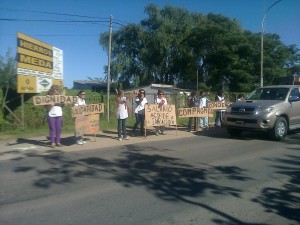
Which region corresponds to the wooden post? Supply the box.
[21,94,25,130]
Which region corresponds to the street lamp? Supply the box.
[260,0,282,87]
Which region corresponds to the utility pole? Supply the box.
[196,69,199,92]
[107,15,112,122]
[260,0,282,87]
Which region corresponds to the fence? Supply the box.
[0,89,246,131]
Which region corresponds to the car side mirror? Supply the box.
[289,96,300,102]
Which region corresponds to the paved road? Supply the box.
[0,128,299,225]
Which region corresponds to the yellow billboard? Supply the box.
[17,33,63,93]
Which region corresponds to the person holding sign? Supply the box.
[155,90,168,135]
[74,90,86,145]
[132,89,148,136]
[187,91,197,132]
[214,90,225,127]
[45,85,66,148]
[198,91,210,129]
[115,90,129,141]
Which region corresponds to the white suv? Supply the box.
[224,85,300,141]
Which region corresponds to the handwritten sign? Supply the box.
[145,104,177,127]
[33,95,78,106]
[75,114,100,136]
[178,107,214,118]
[75,116,88,137]
[72,103,104,118]
[208,101,232,110]
[85,114,100,134]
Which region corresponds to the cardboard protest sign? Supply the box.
[178,107,214,118]
[73,104,103,138]
[75,115,88,137]
[85,114,100,134]
[75,114,100,137]
[72,103,104,118]
[145,104,177,127]
[33,95,78,106]
[208,101,232,110]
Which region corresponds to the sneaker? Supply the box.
[118,138,123,141]
[50,143,56,148]
[161,131,166,135]
[77,140,83,145]
[155,132,159,136]
[124,137,129,140]
[56,143,63,147]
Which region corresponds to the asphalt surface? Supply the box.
[0,126,212,160]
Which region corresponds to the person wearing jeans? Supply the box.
[198,91,209,128]
[116,90,129,141]
[132,89,148,136]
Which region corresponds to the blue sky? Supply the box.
[1,0,299,89]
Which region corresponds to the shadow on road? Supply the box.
[8,131,300,225]
[252,153,300,222]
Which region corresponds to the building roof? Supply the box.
[125,83,190,95]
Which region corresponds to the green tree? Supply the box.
[99,4,299,92]
[0,49,16,89]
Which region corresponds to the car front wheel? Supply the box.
[268,117,287,141]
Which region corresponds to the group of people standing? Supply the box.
[187,90,210,132]
[45,85,87,148]
[187,90,226,132]
[116,88,168,140]
[45,84,236,148]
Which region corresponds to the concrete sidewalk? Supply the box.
[0,126,219,160]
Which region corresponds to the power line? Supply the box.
[0,7,109,20]
[0,18,110,23]
[0,7,131,26]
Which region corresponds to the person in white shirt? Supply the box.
[46,85,65,148]
[132,89,148,136]
[74,90,86,145]
[155,90,168,135]
[214,90,225,127]
[198,91,209,128]
[115,90,129,141]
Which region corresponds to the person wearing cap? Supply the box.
[155,90,167,135]
[132,89,148,136]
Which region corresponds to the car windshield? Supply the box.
[246,88,289,100]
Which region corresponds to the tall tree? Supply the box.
[99,4,299,91]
